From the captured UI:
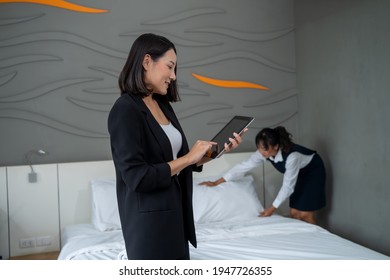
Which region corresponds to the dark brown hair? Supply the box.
[118,33,180,102]
[255,126,293,153]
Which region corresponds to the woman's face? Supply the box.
[258,142,279,158]
[143,49,177,95]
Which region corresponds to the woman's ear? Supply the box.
[142,54,151,70]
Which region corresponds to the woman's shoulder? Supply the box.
[111,93,142,109]
[114,92,135,103]
[109,93,145,120]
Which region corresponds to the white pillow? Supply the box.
[90,179,121,231]
[192,175,264,224]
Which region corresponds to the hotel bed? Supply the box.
[57,153,389,260]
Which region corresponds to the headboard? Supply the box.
[58,160,116,230]
[2,152,286,257]
[58,153,258,230]
[57,152,286,232]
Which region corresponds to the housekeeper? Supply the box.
[200,126,326,224]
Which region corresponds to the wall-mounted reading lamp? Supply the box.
[25,149,48,183]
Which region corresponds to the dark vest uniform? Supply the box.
[267,144,326,211]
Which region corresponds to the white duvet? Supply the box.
[59,223,124,260]
[58,215,388,260]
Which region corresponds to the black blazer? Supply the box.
[108,93,198,259]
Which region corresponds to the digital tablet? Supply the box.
[206,116,255,159]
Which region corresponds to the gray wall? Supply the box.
[0,0,297,167]
[295,0,390,256]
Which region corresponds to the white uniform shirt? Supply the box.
[223,150,314,209]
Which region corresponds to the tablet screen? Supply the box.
[210,116,254,158]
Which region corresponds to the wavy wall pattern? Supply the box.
[140,7,226,25]
[66,97,112,112]
[0,13,45,25]
[0,0,108,13]
[0,31,127,58]
[180,50,295,73]
[0,54,62,69]
[0,1,296,165]
[0,71,17,86]
[121,31,222,47]
[0,108,107,138]
[0,78,100,102]
[186,26,295,42]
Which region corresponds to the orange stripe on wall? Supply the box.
[192,73,270,91]
[0,0,108,13]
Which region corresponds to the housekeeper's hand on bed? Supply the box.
[199,177,226,187]
[259,206,276,217]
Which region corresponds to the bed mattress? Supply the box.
[58,216,389,260]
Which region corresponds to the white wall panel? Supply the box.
[0,167,9,259]
[58,160,115,231]
[7,164,59,257]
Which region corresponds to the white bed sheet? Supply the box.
[59,223,124,260]
[192,216,388,259]
[58,216,389,260]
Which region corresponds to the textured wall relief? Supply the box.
[0,1,296,165]
[0,0,108,13]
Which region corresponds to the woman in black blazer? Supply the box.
[108,33,242,260]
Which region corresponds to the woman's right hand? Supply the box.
[186,140,216,165]
[199,177,226,187]
[169,140,216,176]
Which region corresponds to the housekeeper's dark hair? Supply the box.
[118,33,180,102]
[255,126,293,153]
